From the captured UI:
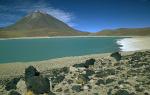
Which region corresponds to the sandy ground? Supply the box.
[117,36,150,51]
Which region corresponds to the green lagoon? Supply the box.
[0,37,124,63]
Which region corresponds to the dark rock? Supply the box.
[85,69,95,76]
[85,58,96,66]
[114,85,120,89]
[73,63,85,68]
[110,52,122,61]
[115,89,130,95]
[56,88,62,92]
[107,88,112,95]
[26,76,50,94]
[144,92,149,95]
[135,85,144,92]
[93,93,99,95]
[61,67,69,74]
[73,58,95,68]
[5,78,20,91]
[52,75,65,84]
[95,70,108,78]
[77,74,90,84]
[67,79,73,84]
[130,92,136,95]
[106,69,116,75]
[64,89,70,93]
[95,79,105,85]
[106,78,115,84]
[118,80,125,84]
[8,90,21,95]
[25,66,40,80]
[72,85,82,92]
[132,63,144,68]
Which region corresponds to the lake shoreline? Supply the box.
[0,36,150,78]
[0,49,149,79]
[0,36,133,40]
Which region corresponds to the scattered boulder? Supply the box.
[56,88,62,92]
[144,92,150,95]
[26,76,50,94]
[93,93,99,95]
[64,89,70,93]
[72,85,82,92]
[115,89,130,95]
[25,66,40,80]
[76,74,89,84]
[73,63,85,68]
[61,67,69,74]
[25,66,51,94]
[110,52,121,61]
[85,58,96,66]
[8,90,21,95]
[85,69,95,77]
[95,79,105,85]
[84,59,96,68]
[107,88,112,95]
[105,69,116,75]
[52,75,65,84]
[67,79,73,84]
[106,78,115,84]
[73,59,96,68]
[135,84,144,92]
[95,70,108,78]
[5,78,20,91]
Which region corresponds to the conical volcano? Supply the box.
[0,11,88,37]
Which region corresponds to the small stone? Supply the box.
[95,79,105,85]
[56,88,62,92]
[110,52,121,61]
[115,89,130,95]
[5,78,20,91]
[8,90,21,95]
[72,85,82,92]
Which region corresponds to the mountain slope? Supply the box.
[95,27,150,36]
[0,11,88,38]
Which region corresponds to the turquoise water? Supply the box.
[0,37,124,63]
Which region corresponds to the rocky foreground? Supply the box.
[0,51,150,95]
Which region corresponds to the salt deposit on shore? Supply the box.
[117,37,150,51]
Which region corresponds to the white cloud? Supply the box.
[0,1,76,27]
[40,7,75,25]
[18,2,76,26]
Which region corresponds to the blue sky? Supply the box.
[0,0,150,32]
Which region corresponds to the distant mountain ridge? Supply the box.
[95,27,150,36]
[0,11,88,38]
[0,11,150,38]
